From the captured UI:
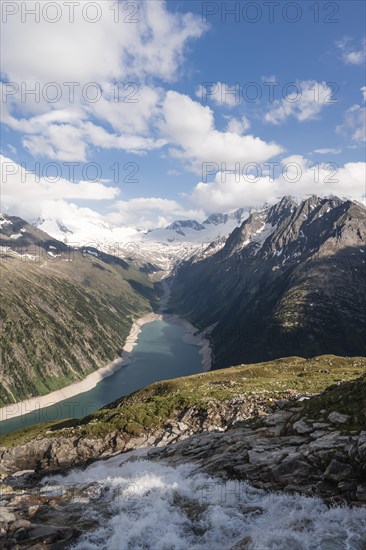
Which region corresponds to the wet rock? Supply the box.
[338,480,357,493]
[230,536,252,549]
[356,484,366,501]
[357,431,366,461]
[271,456,316,483]
[26,524,78,544]
[27,505,40,518]
[324,459,353,482]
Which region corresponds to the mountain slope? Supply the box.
[0,214,156,406]
[169,196,366,367]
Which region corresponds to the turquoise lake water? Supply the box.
[0,319,204,436]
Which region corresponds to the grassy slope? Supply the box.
[0,247,156,406]
[1,355,365,448]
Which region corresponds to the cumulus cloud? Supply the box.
[337,37,366,65]
[1,154,205,229]
[107,198,204,229]
[1,155,119,220]
[336,105,366,143]
[264,81,336,125]
[1,1,204,160]
[195,82,240,107]
[2,1,204,87]
[226,116,251,134]
[162,91,282,172]
[187,155,366,213]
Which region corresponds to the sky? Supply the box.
[1,0,365,229]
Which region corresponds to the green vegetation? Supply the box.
[1,355,365,448]
[0,246,157,406]
[299,371,366,431]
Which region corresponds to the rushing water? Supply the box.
[43,449,366,550]
[0,320,204,435]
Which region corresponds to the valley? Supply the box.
[0,196,365,549]
[1,195,365,414]
[2,3,365,546]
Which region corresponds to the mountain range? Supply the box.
[33,205,263,273]
[169,195,366,367]
[1,195,365,405]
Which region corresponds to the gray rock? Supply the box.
[271,455,316,483]
[0,506,16,523]
[356,484,366,501]
[324,459,353,482]
[328,411,350,424]
[308,432,342,451]
[293,419,313,434]
[8,519,31,532]
[357,431,366,461]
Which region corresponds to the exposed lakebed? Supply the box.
[0,319,205,435]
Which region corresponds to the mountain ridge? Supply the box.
[169,195,366,367]
[0,214,156,406]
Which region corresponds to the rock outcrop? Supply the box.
[1,373,365,548]
[0,395,278,475]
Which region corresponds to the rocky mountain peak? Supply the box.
[167,220,206,236]
[203,213,229,226]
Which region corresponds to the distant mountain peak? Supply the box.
[56,219,73,234]
[203,213,229,226]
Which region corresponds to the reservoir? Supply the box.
[0,319,204,436]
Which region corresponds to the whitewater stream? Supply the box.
[41,449,366,550]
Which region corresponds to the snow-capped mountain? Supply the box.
[32,206,267,273]
[34,215,139,248]
[145,207,260,244]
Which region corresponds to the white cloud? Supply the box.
[1,155,206,230]
[226,116,251,134]
[107,198,204,229]
[195,82,240,107]
[336,105,366,143]
[313,148,341,155]
[264,81,335,125]
[187,155,366,213]
[337,37,366,65]
[0,155,119,220]
[2,2,204,88]
[23,124,88,161]
[162,91,282,172]
[361,87,366,102]
[1,1,204,160]
[1,97,166,159]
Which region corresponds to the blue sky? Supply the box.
[1,0,365,228]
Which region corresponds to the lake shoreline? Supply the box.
[0,312,212,422]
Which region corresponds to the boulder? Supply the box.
[328,412,350,424]
[323,459,353,482]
